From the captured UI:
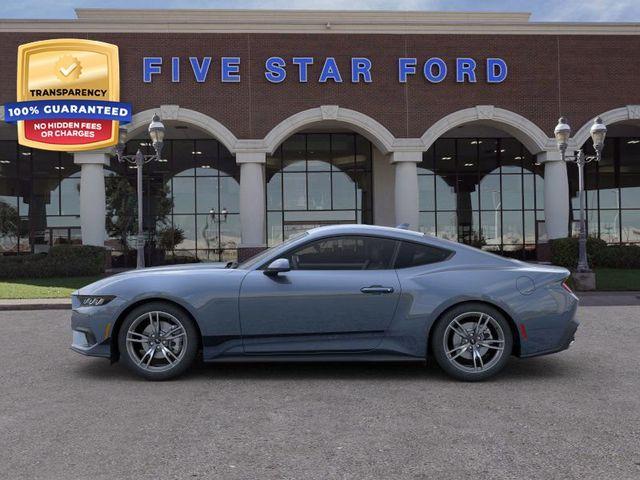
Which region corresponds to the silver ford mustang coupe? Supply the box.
[71,225,578,381]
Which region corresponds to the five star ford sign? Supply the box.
[3,39,132,152]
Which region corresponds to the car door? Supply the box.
[239,235,401,354]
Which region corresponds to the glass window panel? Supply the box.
[31,178,59,216]
[267,172,282,210]
[353,171,372,211]
[288,236,397,270]
[457,210,480,245]
[304,134,331,171]
[60,177,80,215]
[524,211,536,244]
[267,212,283,246]
[599,210,620,243]
[502,175,523,210]
[456,175,479,210]
[620,138,640,174]
[172,177,195,214]
[395,241,451,268]
[60,153,80,177]
[194,139,219,174]
[355,135,372,170]
[198,212,219,252]
[195,176,219,214]
[32,150,58,177]
[457,138,478,172]
[332,171,356,210]
[307,172,331,210]
[419,211,436,236]
[523,174,535,210]
[419,175,435,211]
[598,173,618,209]
[481,209,502,247]
[46,216,80,227]
[435,175,456,210]
[220,176,239,213]
[621,210,640,243]
[419,148,434,173]
[478,138,499,174]
[283,173,307,210]
[0,141,18,177]
[500,138,522,174]
[330,134,354,172]
[172,215,196,250]
[220,214,240,249]
[535,174,544,210]
[436,211,457,241]
[167,140,192,176]
[218,147,238,179]
[620,174,640,209]
[502,211,524,248]
[479,175,501,211]
[282,135,306,172]
[434,139,456,176]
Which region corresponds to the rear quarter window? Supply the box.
[394,241,452,269]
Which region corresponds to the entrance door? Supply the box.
[239,235,401,354]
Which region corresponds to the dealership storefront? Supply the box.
[0,9,639,263]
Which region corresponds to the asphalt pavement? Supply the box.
[0,307,638,480]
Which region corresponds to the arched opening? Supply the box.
[418,123,544,259]
[262,107,396,246]
[107,121,240,266]
[570,121,640,244]
[265,128,374,245]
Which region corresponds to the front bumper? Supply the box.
[70,295,126,359]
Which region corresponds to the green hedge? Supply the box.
[550,237,640,269]
[0,245,107,279]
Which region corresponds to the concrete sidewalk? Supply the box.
[1,291,639,311]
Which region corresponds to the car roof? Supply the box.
[306,224,428,241]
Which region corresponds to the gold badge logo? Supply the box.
[14,38,122,151]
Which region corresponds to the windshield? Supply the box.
[237,232,308,269]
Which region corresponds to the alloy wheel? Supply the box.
[442,311,506,374]
[125,311,188,372]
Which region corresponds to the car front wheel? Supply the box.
[432,303,513,382]
[118,302,199,380]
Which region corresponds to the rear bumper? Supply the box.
[520,317,579,358]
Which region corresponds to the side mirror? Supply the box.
[264,258,290,276]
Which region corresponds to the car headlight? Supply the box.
[77,295,115,306]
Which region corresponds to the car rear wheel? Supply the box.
[432,303,513,382]
[118,302,199,381]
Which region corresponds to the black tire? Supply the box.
[431,303,513,382]
[117,301,199,381]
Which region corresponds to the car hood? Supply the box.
[74,262,235,296]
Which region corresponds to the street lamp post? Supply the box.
[113,114,166,269]
[554,116,607,273]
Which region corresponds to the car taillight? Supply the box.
[561,281,573,294]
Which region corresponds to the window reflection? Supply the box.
[568,137,640,244]
[419,137,544,257]
[266,133,372,246]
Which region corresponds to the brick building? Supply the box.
[0,9,639,263]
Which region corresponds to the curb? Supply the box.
[0,300,71,311]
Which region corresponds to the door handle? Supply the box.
[360,286,394,294]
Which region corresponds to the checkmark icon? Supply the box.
[59,62,78,77]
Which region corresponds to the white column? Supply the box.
[391,151,421,230]
[237,152,266,247]
[538,151,569,239]
[74,150,110,246]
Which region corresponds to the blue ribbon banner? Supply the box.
[4,100,132,124]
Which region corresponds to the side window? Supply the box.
[287,236,397,270]
[394,241,451,268]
